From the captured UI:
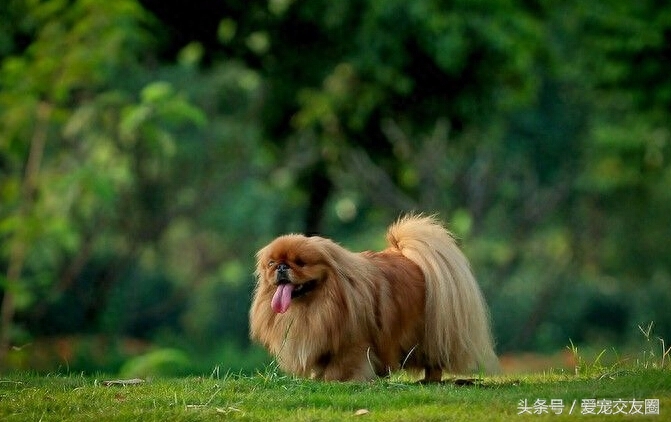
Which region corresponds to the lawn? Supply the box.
[0,367,669,421]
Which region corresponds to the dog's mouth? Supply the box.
[271,279,318,314]
[290,279,317,299]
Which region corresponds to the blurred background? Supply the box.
[1,0,670,376]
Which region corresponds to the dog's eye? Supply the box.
[295,258,305,267]
[267,260,275,268]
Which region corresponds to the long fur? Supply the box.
[249,214,498,381]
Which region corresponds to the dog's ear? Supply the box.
[254,244,272,283]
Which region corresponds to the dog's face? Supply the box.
[256,235,332,313]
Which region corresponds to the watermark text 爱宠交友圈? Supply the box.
[517,398,660,415]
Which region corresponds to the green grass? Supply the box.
[3,326,670,421]
[1,367,669,421]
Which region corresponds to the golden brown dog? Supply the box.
[250,215,498,381]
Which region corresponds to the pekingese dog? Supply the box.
[250,214,498,382]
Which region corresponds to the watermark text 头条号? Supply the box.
[517,398,660,415]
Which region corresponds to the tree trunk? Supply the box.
[0,102,51,365]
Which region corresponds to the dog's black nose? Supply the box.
[276,262,290,284]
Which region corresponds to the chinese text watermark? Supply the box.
[517,398,660,415]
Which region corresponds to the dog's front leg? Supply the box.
[320,345,378,381]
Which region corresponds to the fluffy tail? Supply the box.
[386,214,499,374]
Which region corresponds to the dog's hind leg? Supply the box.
[422,366,443,383]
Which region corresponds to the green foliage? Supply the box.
[1,0,671,374]
[119,348,192,378]
[0,0,269,365]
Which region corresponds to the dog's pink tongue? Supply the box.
[271,284,294,314]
